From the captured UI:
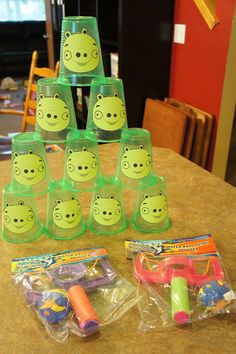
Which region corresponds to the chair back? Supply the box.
[142,98,188,155]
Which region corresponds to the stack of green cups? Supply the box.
[116,128,172,233]
[1,15,172,241]
[1,132,47,243]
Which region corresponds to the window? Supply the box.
[0,0,46,21]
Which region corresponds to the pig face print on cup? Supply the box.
[66,148,98,182]
[12,150,46,186]
[36,93,70,132]
[53,197,81,229]
[92,195,121,226]
[4,201,35,234]
[93,93,126,131]
[140,193,168,224]
[121,145,152,179]
[62,29,99,73]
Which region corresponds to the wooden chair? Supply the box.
[164,97,214,169]
[142,98,188,155]
[0,50,59,132]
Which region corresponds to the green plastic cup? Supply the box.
[44,181,86,240]
[10,132,50,196]
[1,184,43,243]
[116,128,154,189]
[130,175,171,233]
[58,16,104,86]
[85,77,128,142]
[87,176,128,235]
[35,78,77,143]
[63,130,102,192]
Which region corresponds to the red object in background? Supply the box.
[169,0,236,170]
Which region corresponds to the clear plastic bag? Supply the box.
[126,235,236,331]
[12,247,137,342]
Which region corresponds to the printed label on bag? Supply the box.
[12,247,108,274]
[125,234,218,259]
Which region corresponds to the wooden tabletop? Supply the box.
[1,143,236,354]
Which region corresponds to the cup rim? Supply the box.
[66,129,97,143]
[2,224,43,243]
[130,217,172,234]
[47,180,70,192]
[2,182,51,198]
[44,221,86,240]
[139,175,166,189]
[12,132,41,144]
[87,219,128,235]
[37,77,59,86]
[120,128,150,141]
[91,77,122,87]
[91,176,122,190]
[63,16,96,22]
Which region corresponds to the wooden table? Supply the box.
[1,144,236,354]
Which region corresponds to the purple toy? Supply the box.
[47,259,117,291]
[22,259,117,307]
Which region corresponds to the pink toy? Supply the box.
[134,253,225,324]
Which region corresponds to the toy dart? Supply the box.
[134,253,225,324]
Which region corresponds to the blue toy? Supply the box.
[198,280,233,311]
[38,289,71,323]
